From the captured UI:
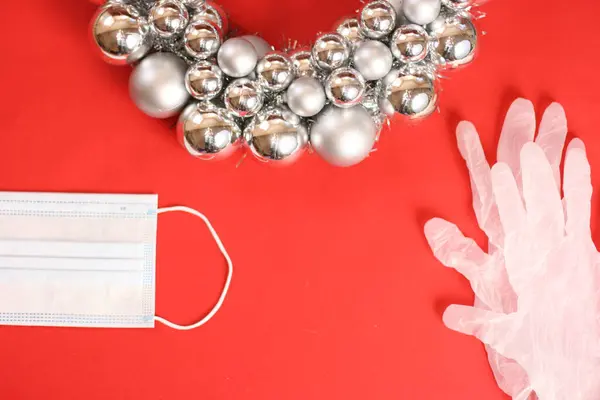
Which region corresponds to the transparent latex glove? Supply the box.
[443,142,600,400]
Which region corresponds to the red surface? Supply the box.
[1,0,599,399]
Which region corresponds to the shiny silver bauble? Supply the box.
[185,61,223,100]
[129,52,190,118]
[190,0,229,33]
[183,17,222,59]
[325,68,366,108]
[442,0,476,10]
[380,69,438,118]
[218,37,259,78]
[310,105,378,167]
[244,106,309,163]
[403,0,442,25]
[359,1,397,39]
[290,49,317,78]
[286,77,326,117]
[149,0,189,38]
[256,52,294,92]
[390,25,429,63]
[352,40,393,81]
[177,102,241,160]
[429,15,477,68]
[336,18,364,48]
[312,33,351,71]
[91,3,152,65]
[224,78,264,118]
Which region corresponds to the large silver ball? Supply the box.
[312,33,351,71]
[336,18,364,48]
[218,37,259,78]
[256,52,294,92]
[242,35,272,58]
[224,78,264,118]
[286,77,326,117]
[290,49,317,78]
[352,40,393,81]
[403,0,441,25]
[380,69,438,118]
[310,105,377,167]
[176,102,241,160]
[185,61,223,100]
[91,3,152,65]
[325,68,366,108]
[387,0,403,14]
[390,24,429,63]
[359,1,397,39]
[149,0,189,38]
[429,15,477,68]
[183,17,222,59]
[244,106,309,163]
[189,0,229,33]
[442,0,475,10]
[129,52,190,119]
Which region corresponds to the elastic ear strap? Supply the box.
[154,206,233,331]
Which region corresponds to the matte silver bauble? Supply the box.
[402,0,441,25]
[256,52,294,92]
[286,77,326,117]
[218,37,259,78]
[91,3,152,65]
[359,1,397,39]
[185,61,223,100]
[149,0,189,38]
[183,17,222,59]
[429,15,477,68]
[242,35,272,58]
[380,69,438,118]
[177,102,241,160]
[129,52,190,119]
[390,24,429,63]
[352,40,393,81]
[312,33,351,71]
[310,105,377,167]
[325,68,366,108]
[386,0,403,14]
[442,0,476,10]
[224,78,264,118]
[336,18,364,48]
[244,106,309,163]
[290,49,317,78]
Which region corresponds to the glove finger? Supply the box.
[535,103,567,192]
[563,139,592,237]
[491,163,525,235]
[497,99,536,187]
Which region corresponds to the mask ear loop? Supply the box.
[154,206,233,330]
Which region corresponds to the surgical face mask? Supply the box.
[0,192,232,330]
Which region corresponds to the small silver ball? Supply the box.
[336,18,364,48]
[359,1,397,39]
[224,78,264,118]
[403,0,441,25]
[185,61,223,100]
[183,17,222,59]
[312,33,351,71]
[352,40,393,81]
[380,69,438,118]
[290,49,317,78]
[310,105,378,167]
[429,15,477,68]
[129,53,190,119]
[325,68,366,108]
[218,37,259,78]
[242,35,272,58]
[442,0,475,10]
[256,52,294,92]
[390,24,429,63]
[244,106,309,163]
[177,102,241,160]
[149,0,189,38]
[286,77,326,117]
[189,0,229,33]
[91,3,152,65]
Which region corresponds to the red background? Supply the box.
[1,0,599,399]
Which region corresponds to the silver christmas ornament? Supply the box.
[242,35,272,58]
[310,105,377,167]
[244,106,309,163]
[190,0,229,33]
[402,0,441,25]
[387,0,403,14]
[129,52,190,119]
[359,1,397,39]
[336,18,364,48]
[218,37,258,78]
[224,78,264,118]
[290,49,317,78]
[149,0,189,38]
[442,0,476,10]
[255,52,294,92]
[352,40,393,81]
[325,68,366,108]
[286,77,326,117]
[429,15,477,68]
[312,33,351,71]
[177,102,241,160]
[390,24,429,63]
[183,17,222,59]
[185,61,223,100]
[380,69,438,118]
[91,3,152,65]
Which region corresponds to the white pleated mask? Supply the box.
[0,192,232,330]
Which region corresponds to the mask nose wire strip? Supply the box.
[154,206,233,330]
